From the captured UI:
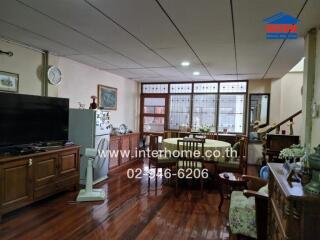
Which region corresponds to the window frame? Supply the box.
[140,81,248,135]
[140,94,169,136]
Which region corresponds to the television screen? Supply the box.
[0,93,69,147]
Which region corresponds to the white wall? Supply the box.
[270,72,303,136]
[56,57,139,131]
[0,39,139,131]
[1,39,40,95]
[247,73,303,165]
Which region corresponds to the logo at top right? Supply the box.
[264,12,300,40]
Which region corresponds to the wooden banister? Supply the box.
[266,110,302,135]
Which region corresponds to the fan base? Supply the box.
[76,189,106,202]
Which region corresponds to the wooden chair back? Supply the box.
[177,139,205,168]
[164,130,180,139]
[206,132,218,140]
[149,135,159,162]
[236,135,248,173]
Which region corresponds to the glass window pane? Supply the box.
[169,95,191,129]
[170,83,192,93]
[144,98,165,114]
[142,84,168,93]
[192,94,217,130]
[220,82,247,93]
[218,94,245,133]
[194,83,218,93]
[143,116,165,132]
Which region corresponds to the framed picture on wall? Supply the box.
[0,71,19,93]
[98,84,117,110]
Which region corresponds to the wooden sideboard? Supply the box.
[268,163,320,239]
[109,133,140,171]
[0,146,80,222]
[265,134,300,162]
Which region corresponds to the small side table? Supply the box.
[218,172,247,211]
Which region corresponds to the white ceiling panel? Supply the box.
[233,0,305,76]
[18,0,171,68]
[91,53,142,69]
[157,0,236,75]
[0,20,78,56]
[86,0,187,49]
[1,0,319,82]
[264,38,304,78]
[147,67,184,77]
[0,0,112,54]
[67,54,117,69]
[297,0,320,35]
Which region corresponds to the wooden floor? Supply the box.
[0,161,258,240]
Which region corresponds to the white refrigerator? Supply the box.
[69,109,111,185]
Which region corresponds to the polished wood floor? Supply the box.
[0,161,258,240]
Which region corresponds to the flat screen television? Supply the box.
[0,92,69,147]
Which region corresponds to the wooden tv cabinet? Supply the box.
[0,145,80,222]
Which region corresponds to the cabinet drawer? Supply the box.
[34,154,59,187]
[56,175,79,191]
[58,149,79,177]
[34,183,57,200]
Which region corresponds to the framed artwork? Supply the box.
[98,84,117,110]
[0,71,19,93]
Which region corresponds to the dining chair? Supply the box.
[176,139,205,197]
[164,130,179,139]
[216,136,247,174]
[206,132,218,140]
[148,135,176,190]
[229,168,269,239]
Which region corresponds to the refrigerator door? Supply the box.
[69,109,96,184]
[93,134,110,183]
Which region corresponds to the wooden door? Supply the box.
[0,158,33,211]
[34,154,59,187]
[58,149,79,178]
[140,95,168,136]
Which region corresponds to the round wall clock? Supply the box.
[47,66,62,85]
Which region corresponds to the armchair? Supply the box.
[229,174,268,240]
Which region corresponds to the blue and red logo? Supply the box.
[264,12,300,39]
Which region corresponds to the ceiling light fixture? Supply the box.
[193,71,200,76]
[181,61,190,67]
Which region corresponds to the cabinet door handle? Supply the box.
[28,158,33,166]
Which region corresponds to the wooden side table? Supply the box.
[218,172,248,211]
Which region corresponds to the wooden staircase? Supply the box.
[262,110,302,163]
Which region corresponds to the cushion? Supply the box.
[258,184,268,195]
[229,191,257,239]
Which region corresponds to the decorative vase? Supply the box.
[89,96,97,109]
[304,145,320,194]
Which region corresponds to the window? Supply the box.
[142,97,166,133]
[170,83,192,93]
[220,82,247,93]
[218,94,245,133]
[142,84,168,94]
[194,82,218,93]
[192,94,217,130]
[169,95,191,129]
[140,81,248,134]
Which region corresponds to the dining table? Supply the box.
[162,137,231,162]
